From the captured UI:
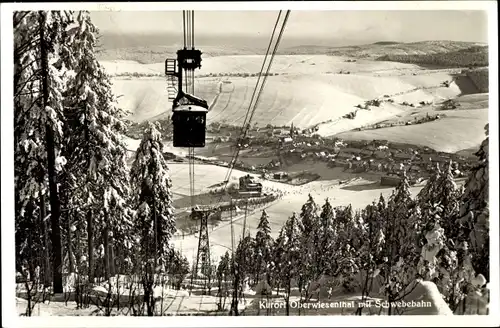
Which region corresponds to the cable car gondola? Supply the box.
[165,46,208,148]
[171,91,208,147]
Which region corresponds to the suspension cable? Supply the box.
[219,11,283,190]
[238,11,282,139]
[181,10,197,209]
[176,10,290,224]
[216,11,291,208]
[183,11,187,48]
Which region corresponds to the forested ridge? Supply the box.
[376,46,488,68]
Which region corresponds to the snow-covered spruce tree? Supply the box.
[275,213,302,315]
[216,251,231,311]
[164,248,189,290]
[317,198,336,277]
[424,162,471,310]
[253,210,274,287]
[381,172,420,315]
[417,163,442,206]
[298,195,321,302]
[130,122,176,315]
[436,161,462,222]
[14,10,75,294]
[299,194,319,237]
[331,204,359,293]
[417,161,461,243]
[61,11,133,283]
[415,160,474,310]
[458,124,489,280]
[230,236,255,316]
[235,235,255,288]
[14,11,51,289]
[355,200,386,315]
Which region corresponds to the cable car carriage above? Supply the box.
[171,92,208,148]
[165,48,209,148]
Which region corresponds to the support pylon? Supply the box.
[191,208,212,295]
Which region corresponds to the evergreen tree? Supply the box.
[318,198,336,275]
[231,236,255,315]
[216,251,231,310]
[14,11,50,284]
[298,195,321,300]
[356,200,386,307]
[165,249,190,290]
[131,122,176,268]
[235,235,255,284]
[458,124,489,279]
[417,163,442,205]
[254,210,273,286]
[416,164,444,244]
[299,194,318,237]
[275,213,302,315]
[14,10,75,293]
[333,204,359,292]
[381,173,420,314]
[61,11,132,281]
[435,161,461,218]
[130,122,175,315]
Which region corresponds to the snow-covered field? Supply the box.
[338,108,489,153]
[100,55,429,76]
[101,55,486,152]
[103,56,461,129]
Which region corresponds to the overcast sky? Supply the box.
[89,10,488,44]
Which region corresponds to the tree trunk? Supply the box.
[103,219,109,280]
[68,214,75,273]
[40,192,51,287]
[286,279,291,316]
[230,267,239,316]
[87,210,94,283]
[153,198,159,270]
[109,230,116,277]
[40,11,63,294]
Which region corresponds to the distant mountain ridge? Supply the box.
[280,40,487,57]
[96,37,488,65]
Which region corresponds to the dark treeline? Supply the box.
[376,46,488,68]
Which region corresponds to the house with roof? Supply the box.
[360,149,374,157]
[337,152,355,160]
[394,152,414,160]
[374,150,390,159]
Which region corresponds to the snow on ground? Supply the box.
[111,78,220,122]
[100,56,423,77]
[338,108,489,153]
[17,277,467,316]
[103,56,461,132]
[173,171,424,264]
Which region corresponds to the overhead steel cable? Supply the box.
[218,10,283,194]
[246,11,290,130]
[205,11,290,253]
[216,11,291,207]
[181,10,197,209]
[238,11,282,139]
